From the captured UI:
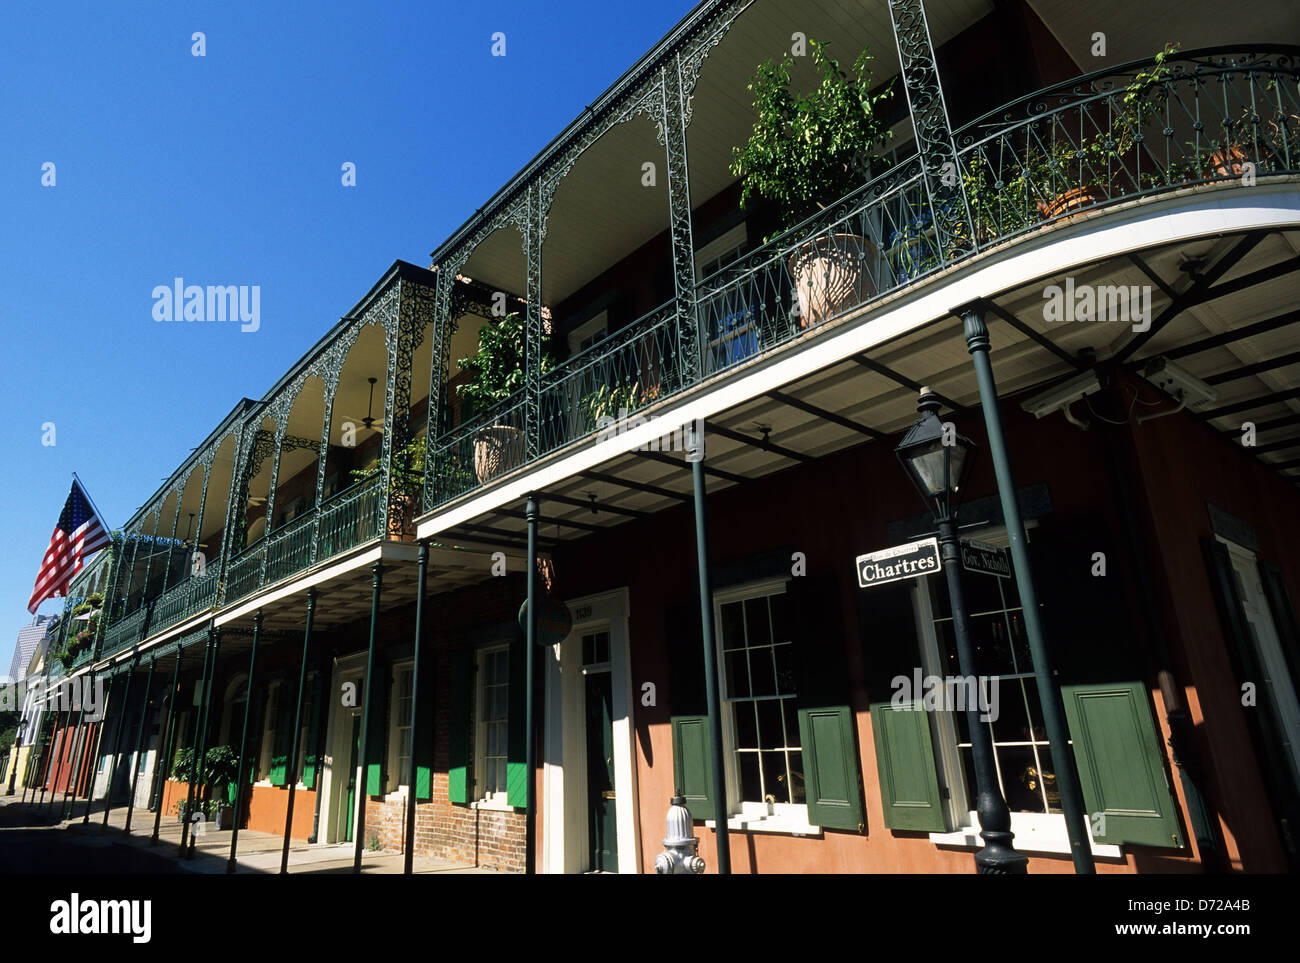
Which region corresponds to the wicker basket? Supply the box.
[787,233,877,328]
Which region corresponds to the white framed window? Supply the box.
[695,223,748,281]
[474,645,510,804]
[712,578,811,830]
[567,311,608,358]
[390,664,414,792]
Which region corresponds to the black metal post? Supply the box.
[41,695,68,812]
[123,656,156,834]
[102,660,138,827]
[186,625,221,858]
[281,589,317,874]
[307,657,329,844]
[59,679,90,819]
[46,681,78,815]
[353,562,383,873]
[690,425,731,874]
[404,542,430,874]
[524,497,539,875]
[82,674,113,824]
[937,515,1028,873]
[180,627,216,854]
[227,610,263,873]
[151,647,182,843]
[962,303,1094,874]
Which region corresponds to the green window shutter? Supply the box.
[671,715,714,821]
[302,670,325,789]
[414,657,436,801]
[269,683,294,786]
[666,599,713,821]
[506,634,528,808]
[1061,681,1183,848]
[858,579,946,832]
[364,667,390,797]
[870,699,946,831]
[448,651,471,804]
[792,574,865,832]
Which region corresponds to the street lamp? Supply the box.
[896,388,1028,875]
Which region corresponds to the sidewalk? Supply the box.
[0,793,503,875]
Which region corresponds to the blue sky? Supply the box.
[0,0,695,675]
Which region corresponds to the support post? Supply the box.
[102,660,138,827]
[689,424,730,874]
[151,647,183,843]
[180,627,216,854]
[186,625,221,857]
[307,656,330,844]
[41,699,68,812]
[887,0,975,260]
[281,589,317,874]
[960,303,1094,874]
[524,497,539,875]
[82,675,114,823]
[227,610,264,873]
[404,542,430,874]
[353,562,383,873]
[59,681,89,819]
[123,656,156,834]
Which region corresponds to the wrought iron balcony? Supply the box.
[420,45,1299,516]
[222,473,386,607]
[146,561,222,638]
[101,605,151,659]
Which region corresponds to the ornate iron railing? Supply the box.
[264,510,318,585]
[426,393,528,506]
[146,560,222,638]
[537,300,686,457]
[316,474,384,561]
[955,46,1300,248]
[101,605,150,658]
[223,538,267,606]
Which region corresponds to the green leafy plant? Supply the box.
[730,39,894,237]
[454,313,556,416]
[581,382,641,432]
[349,434,427,499]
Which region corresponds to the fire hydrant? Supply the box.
[654,792,705,874]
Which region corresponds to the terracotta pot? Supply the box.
[473,424,525,483]
[787,233,878,328]
[386,493,416,541]
[1208,143,1248,178]
[1036,186,1097,221]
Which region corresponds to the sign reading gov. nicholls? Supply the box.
[855,537,941,588]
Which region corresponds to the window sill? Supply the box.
[704,814,822,837]
[471,797,518,813]
[929,811,1122,858]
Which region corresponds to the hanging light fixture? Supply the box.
[362,377,379,430]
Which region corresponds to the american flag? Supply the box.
[27,479,110,613]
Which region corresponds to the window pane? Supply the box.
[763,751,792,803]
[725,649,749,699]
[738,752,762,803]
[1001,746,1047,813]
[756,698,784,749]
[787,751,806,804]
[744,597,771,644]
[734,702,758,750]
[749,645,776,698]
[719,602,744,649]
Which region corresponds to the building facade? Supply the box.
[27,0,1300,874]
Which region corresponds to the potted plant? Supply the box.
[350,435,427,539]
[582,382,641,434]
[730,39,893,328]
[455,313,556,483]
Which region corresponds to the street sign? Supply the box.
[855,537,941,588]
[960,538,1011,579]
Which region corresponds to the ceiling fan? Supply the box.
[341,377,384,433]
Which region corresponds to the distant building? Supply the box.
[9,614,58,684]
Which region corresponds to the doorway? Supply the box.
[541,589,639,873]
[344,712,360,844]
[582,633,618,872]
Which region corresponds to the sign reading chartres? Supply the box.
[855,537,941,588]
[960,538,1011,579]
